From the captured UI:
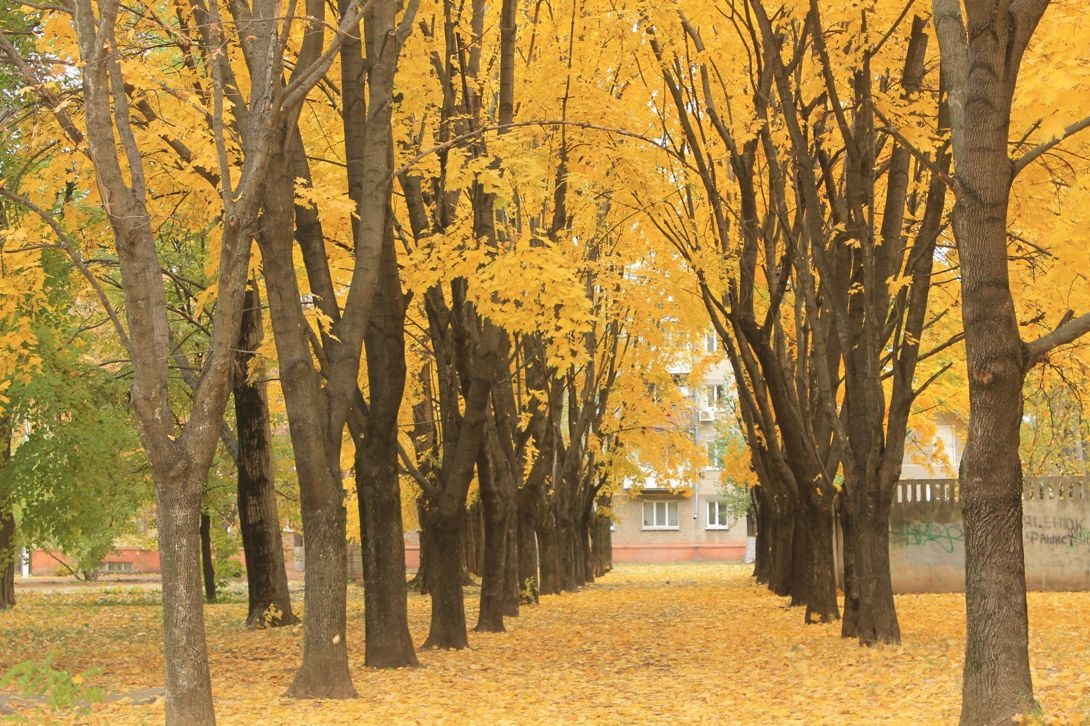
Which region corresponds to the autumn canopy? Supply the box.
[1,0,1089,724]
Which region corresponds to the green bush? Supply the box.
[0,656,104,713]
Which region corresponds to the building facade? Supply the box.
[611,343,750,562]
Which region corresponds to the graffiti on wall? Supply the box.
[890,522,965,553]
[1023,515,1090,549]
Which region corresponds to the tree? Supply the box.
[232,283,296,627]
[0,0,361,718]
[932,0,1090,721]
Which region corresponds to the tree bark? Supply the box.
[421,505,469,649]
[517,488,540,603]
[501,515,520,615]
[931,2,1048,719]
[200,512,217,604]
[156,475,216,725]
[802,498,839,623]
[475,429,511,632]
[1,415,14,610]
[233,284,296,628]
[260,140,355,699]
[536,510,562,596]
[285,502,355,698]
[355,266,418,665]
[840,489,898,644]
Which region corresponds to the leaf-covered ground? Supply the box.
[1,563,1088,724]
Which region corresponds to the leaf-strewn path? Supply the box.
[1,563,1088,723]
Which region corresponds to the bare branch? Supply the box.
[1012,114,1090,176]
[1024,311,1090,369]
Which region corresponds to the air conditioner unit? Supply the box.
[698,408,715,422]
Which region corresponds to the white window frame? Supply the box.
[706,500,731,530]
[642,500,680,530]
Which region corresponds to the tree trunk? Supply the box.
[355,220,417,668]
[156,477,215,726]
[465,500,484,578]
[931,3,1047,719]
[752,487,770,584]
[590,505,612,579]
[788,512,810,607]
[233,284,296,628]
[355,443,418,667]
[409,499,430,595]
[501,516,520,616]
[260,135,356,700]
[517,495,539,604]
[767,502,794,597]
[955,156,1034,726]
[200,512,217,604]
[421,507,469,649]
[286,502,356,698]
[578,507,594,585]
[839,499,859,637]
[841,480,898,644]
[536,513,562,596]
[475,441,509,632]
[0,500,14,610]
[803,499,839,624]
[0,417,14,610]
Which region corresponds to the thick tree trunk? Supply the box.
[156,478,215,726]
[752,487,770,584]
[475,462,509,631]
[0,502,14,610]
[840,500,859,636]
[355,443,417,667]
[409,499,430,595]
[767,502,794,597]
[956,168,1034,726]
[787,513,810,607]
[590,508,612,578]
[286,502,355,698]
[0,415,12,610]
[837,492,898,640]
[536,513,562,596]
[356,225,417,668]
[803,499,839,624]
[475,428,512,631]
[261,135,355,700]
[501,516,520,616]
[421,508,469,649]
[200,513,217,604]
[234,285,296,628]
[465,500,484,578]
[841,479,898,644]
[517,496,539,603]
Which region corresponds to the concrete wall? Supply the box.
[890,477,1090,593]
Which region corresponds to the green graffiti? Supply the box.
[891,522,965,553]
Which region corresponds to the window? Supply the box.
[706,440,727,469]
[704,331,718,354]
[705,384,726,408]
[707,501,731,529]
[100,561,133,573]
[642,500,679,530]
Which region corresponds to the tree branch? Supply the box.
[1012,114,1090,176]
[1024,311,1090,368]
